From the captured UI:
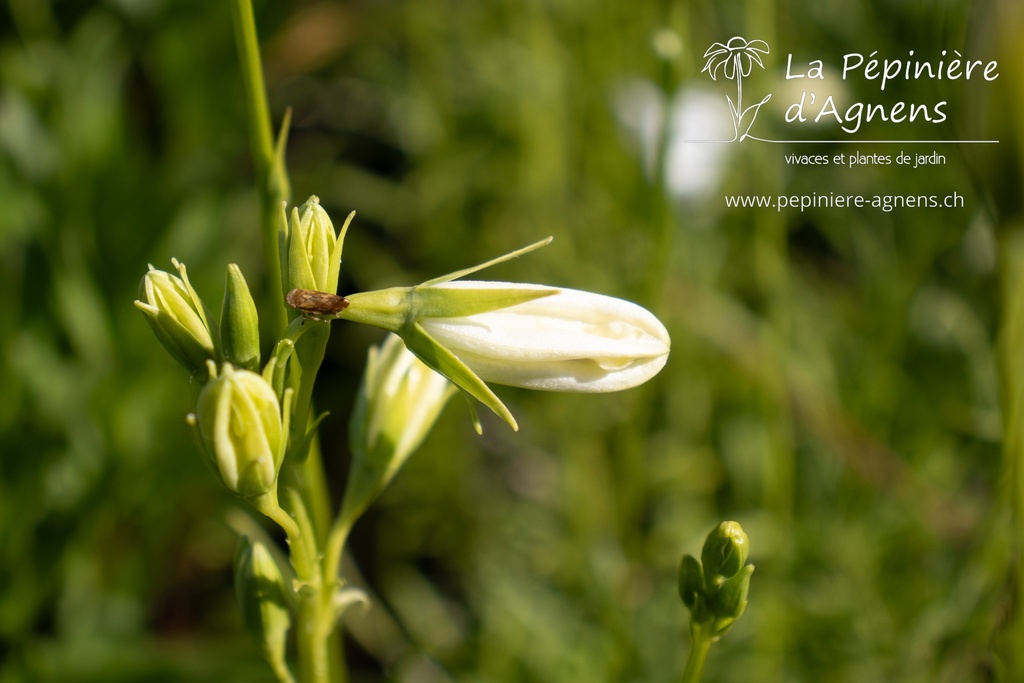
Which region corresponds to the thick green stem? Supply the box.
[279,488,334,683]
[272,660,298,683]
[297,600,331,683]
[230,0,288,334]
[681,625,713,683]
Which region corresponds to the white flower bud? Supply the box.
[418,282,670,392]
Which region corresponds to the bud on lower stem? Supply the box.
[679,520,753,640]
[234,536,293,682]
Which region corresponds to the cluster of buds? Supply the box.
[678,521,754,639]
[136,195,675,681]
[136,260,288,507]
[137,197,673,494]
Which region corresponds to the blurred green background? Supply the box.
[2,0,1023,681]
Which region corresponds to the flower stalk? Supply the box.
[678,521,754,683]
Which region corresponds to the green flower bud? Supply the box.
[221,264,260,371]
[679,521,753,641]
[234,536,293,681]
[340,334,456,527]
[278,195,352,300]
[134,259,219,376]
[190,363,290,499]
[701,521,749,582]
[709,564,753,637]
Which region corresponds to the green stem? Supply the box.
[681,625,713,683]
[322,516,354,617]
[272,661,298,683]
[279,488,332,683]
[298,438,349,682]
[230,0,288,334]
[229,2,344,681]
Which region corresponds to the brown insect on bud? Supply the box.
[285,289,350,322]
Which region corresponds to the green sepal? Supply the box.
[678,553,704,611]
[710,564,754,637]
[462,394,483,435]
[326,211,355,296]
[278,387,295,468]
[341,286,555,337]
[280,487,319,577]
[263,338,296,401]
[285,204,318,292]
[419,236,552,286]
[277,203,293,295]
[173,258,217,337]
[270,108,292,204]
[293,410,331,466]
[410,284,557,319]
[331,585,370,628]
[403,321,517,431]
[339,287,410,332]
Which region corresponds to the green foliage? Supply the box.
[2,0,1023,682]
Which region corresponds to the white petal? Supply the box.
[420,282,670,392]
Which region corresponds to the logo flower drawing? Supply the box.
[702,37,772,141]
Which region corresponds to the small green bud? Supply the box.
[678,553,704,611]
[701,521,749,582]
[709,564,754,637]
[340,334,456,527]
[221,264,260,371]
[679,521,753,642]
[278,195,352,299]
[191,363,289,498]
[234,536,293,680]
[134,259,219,376]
